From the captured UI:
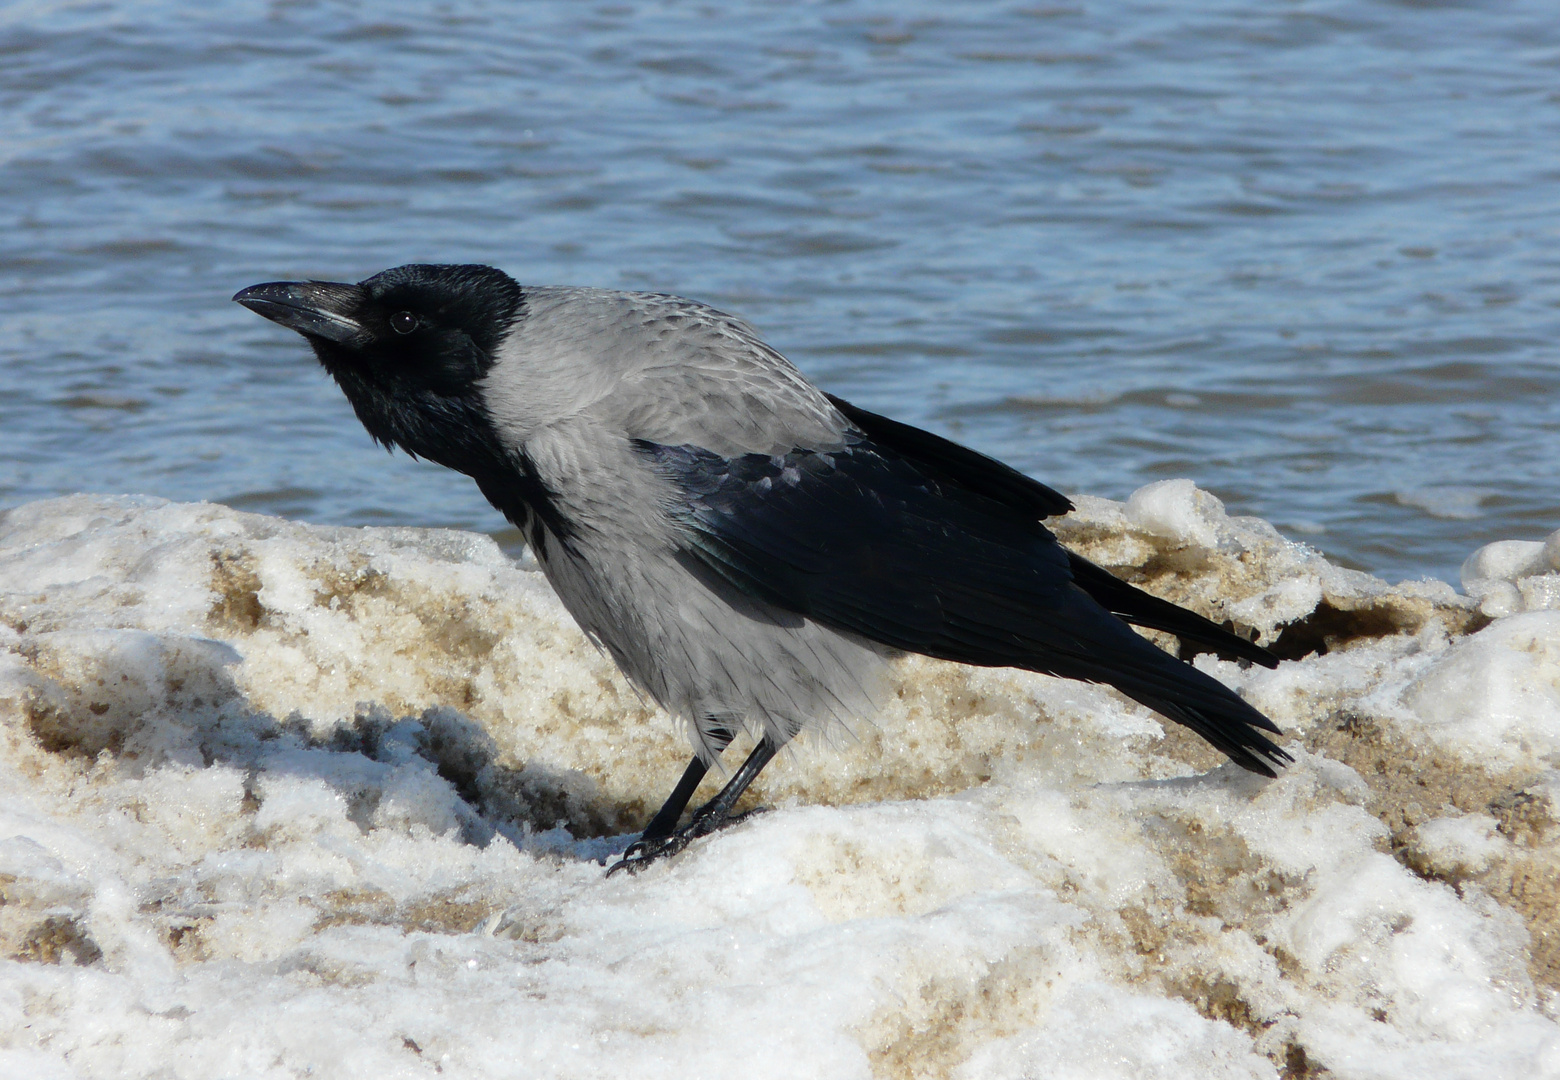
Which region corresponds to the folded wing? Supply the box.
[635,424,1289,777]
[828,393,1277,670]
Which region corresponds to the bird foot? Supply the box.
[605,807,769,875]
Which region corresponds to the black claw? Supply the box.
[606,834,690,875]
[689,804,769,837]
[608,735,783,875]
[604,806,772,875]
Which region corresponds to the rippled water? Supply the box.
[2,0,1558,583]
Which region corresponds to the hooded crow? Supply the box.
[235,263,1290,871]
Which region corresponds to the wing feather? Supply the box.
[636,436,1289,776]
[828,394,1275,668]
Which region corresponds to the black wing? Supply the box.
[824,393,1075,520]
[637,436,1289,776]
[828,394,1276,670]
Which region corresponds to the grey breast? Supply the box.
[480,288,890,759]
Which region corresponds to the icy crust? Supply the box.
[1,487,1559,1078]
[1459,535,1560,621]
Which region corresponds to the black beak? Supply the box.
[233,280,367,344]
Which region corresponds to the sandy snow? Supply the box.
[2,482,1559,1079]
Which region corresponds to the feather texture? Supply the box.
[636,434,1289,775]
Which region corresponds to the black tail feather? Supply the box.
[1041,604,1291,777]
[1132,696,1292,778]
[1067,553,1278,670]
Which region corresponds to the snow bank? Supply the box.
[1,486,1558,1078]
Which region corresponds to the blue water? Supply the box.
[3,1,1558,583]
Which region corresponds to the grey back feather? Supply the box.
[482,288,849,454]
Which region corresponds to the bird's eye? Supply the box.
[390,311,418,335]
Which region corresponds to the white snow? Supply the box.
[1402,612,1560,769]
[1459,533,1560,620]
[1,486,1559,1079]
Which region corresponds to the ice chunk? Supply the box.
[1462,540,1548,590]
[1460,537,1560,618]
[956,982,1278,1079]
[1412,814,1507,876]
[1126,478,1226,550]
[1402,611,1560,769]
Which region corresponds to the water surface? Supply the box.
[3,0,1558,582]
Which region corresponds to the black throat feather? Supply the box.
[309,273,574,551]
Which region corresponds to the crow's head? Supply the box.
[235,263,523,463]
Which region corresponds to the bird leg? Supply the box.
[606,724,731,873]
[635,751,721,845]
[608,733,780,874]
[684,735,779,835]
